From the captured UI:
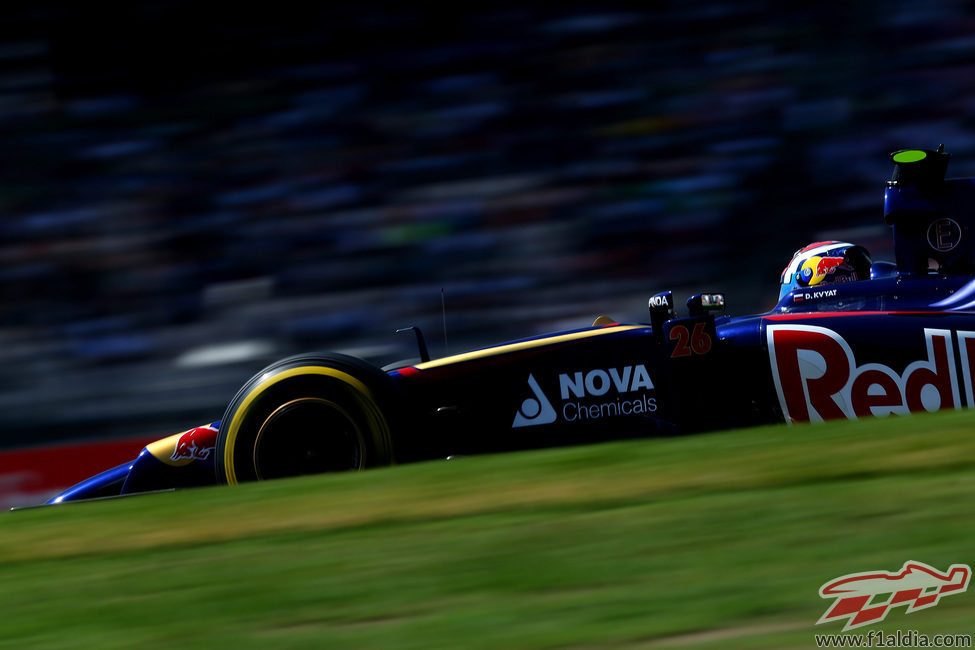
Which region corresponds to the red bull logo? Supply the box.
[797,255,844,287]
[170,424,218,462]
[766,324,975,422]
[818,561,970,631]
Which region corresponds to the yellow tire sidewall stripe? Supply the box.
[223,366,381,485]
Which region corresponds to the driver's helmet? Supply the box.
[778,241,872,300]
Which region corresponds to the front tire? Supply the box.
[215,353,397,485]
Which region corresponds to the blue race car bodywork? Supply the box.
[48,146,975,504]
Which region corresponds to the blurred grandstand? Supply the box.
[1,2,973,449]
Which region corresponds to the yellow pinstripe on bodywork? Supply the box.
[413,325,643,370]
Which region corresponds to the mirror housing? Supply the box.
[686,293,725,317]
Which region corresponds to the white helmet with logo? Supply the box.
[779,241,872,300]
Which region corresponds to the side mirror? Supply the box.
[686,293,725,317]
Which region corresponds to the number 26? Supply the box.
[669,323,712,358]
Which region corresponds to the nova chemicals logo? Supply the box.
[817,561,970,631]
[511,374,557,428]
[512,365,656,428]
[649,294,671,309]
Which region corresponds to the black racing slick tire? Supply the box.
[215,353,398,485]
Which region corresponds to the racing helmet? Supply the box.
[778,241,872,300]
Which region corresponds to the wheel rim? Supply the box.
[253,397,365,480]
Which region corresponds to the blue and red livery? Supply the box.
[48,146,975,504]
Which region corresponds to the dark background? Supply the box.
[2,2,974,446]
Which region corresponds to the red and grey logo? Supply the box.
[818,561,970,631]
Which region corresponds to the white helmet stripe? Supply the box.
[783,241,853,283]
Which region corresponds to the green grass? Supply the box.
[2,411,975,649]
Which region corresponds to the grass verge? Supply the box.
[2,411,974,649]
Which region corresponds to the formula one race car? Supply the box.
[49,146,975,504]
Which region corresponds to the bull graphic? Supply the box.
[818,561,970,631]
[170,425,218,462]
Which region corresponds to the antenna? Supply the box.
[441,288,449,356]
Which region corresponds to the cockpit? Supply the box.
[776,146,975,313]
